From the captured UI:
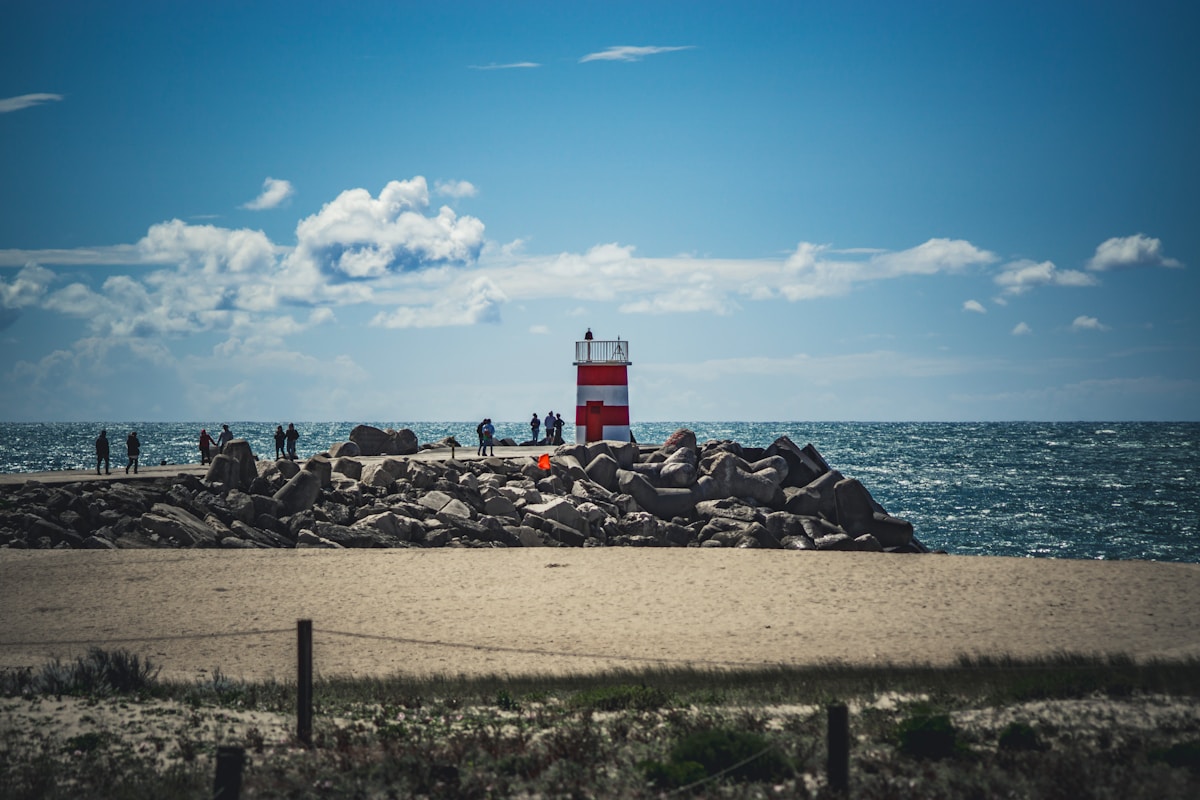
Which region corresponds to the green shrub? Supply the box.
[1154,739,1200,771]
[13,648,160,697]
[896,711,960,760]
[569,683,671,712]
[998,720,1046,752]
[495,688,521,711]
[641,727,791,788]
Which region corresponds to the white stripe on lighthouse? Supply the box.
[575,385,629,406]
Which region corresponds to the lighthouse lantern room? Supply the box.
[574,330,631,443]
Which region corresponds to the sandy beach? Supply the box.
[2,548,1197,682]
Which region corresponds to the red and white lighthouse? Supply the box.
[574,330,631,443]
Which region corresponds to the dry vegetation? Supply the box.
[3,650,1200,798]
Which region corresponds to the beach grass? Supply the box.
[3,650,1200,798]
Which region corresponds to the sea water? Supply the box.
[0,421,1195,562]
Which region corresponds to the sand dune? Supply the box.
[2,549,1197,682]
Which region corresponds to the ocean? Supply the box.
[0,421,1196,563]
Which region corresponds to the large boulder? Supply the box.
[273,469,323,516]
[702,452,786,508]
[204,439,258,491]
[328,441,361,458]
[303,455,333,490]
[617,470,699,520]
[139,503,219,547]
[348,425,418,456]
[764,437,831,488]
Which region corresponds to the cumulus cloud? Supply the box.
[370,276,505,328]
[1012,322,1032,336]
[0,93,63,113]
[580,45,695,62]
[241,177,295,210]
[994,259,1097,296]
[434,179,478,199]
[963,299,986,314]
[287,178,485,281]
[1087,234,1181,271]
[1071,315,1108,332]
[137,219,278,275]
[0,263,56,309]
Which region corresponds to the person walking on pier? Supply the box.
[95,429,111,475]
[125,431,140,474]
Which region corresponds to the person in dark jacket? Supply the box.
[125,431,140,474]
[95,429,111,475]
[199,429,215,464]
[285,423,299,459]
[274,425,286,459]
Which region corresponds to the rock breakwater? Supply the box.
[0,429,928,552]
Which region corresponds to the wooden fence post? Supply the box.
[212,745,245,799]
[827,703,850,795]
[297,619,313,746]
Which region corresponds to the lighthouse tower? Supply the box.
[574,329,631,443]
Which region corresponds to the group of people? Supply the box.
[198,423,299,464]
[273,423,300,460]
[94,429,140,475]
[530,411,566,446]
[198,424,235,465]
[92,423,303,475]
[475,412,566,457]
[476,418,495,456]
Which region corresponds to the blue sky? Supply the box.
[1,1,1196,423]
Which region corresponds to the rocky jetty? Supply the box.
[0,430,928,553]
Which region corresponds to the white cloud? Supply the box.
[370,276,506,328]
[1087,234,1182,271]
[580,45,695,63]
[241,177,295,210]
[779,238,996,300]
[434,179,478,199]
[469,62,540,70]
[529,324,551,335]
[0,262,56,308]
[1012,322,1032,336]
[962,299,986,314]
[1071,315,1109,332]
[0,93,63,113]
[137,219,278,275]
[994,259,1097,296]
[287,178,485,281]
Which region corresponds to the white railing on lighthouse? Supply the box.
[574,339,631,365]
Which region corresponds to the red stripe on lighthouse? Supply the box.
[576,364,628,385]
[574,405,630,426]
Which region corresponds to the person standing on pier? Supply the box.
[95,429,111,475]
[216,424,233,452]
[125,431,140,474]
[199,428,215,464]
[274,425,286,459]
[481,418,495,457]
[285,423,299,459]
[530,413,540,445]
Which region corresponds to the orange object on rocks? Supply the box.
[538,454,551,470]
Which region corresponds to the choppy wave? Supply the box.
[1,421,1196,562]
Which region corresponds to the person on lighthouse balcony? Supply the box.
[584,328,593,340]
